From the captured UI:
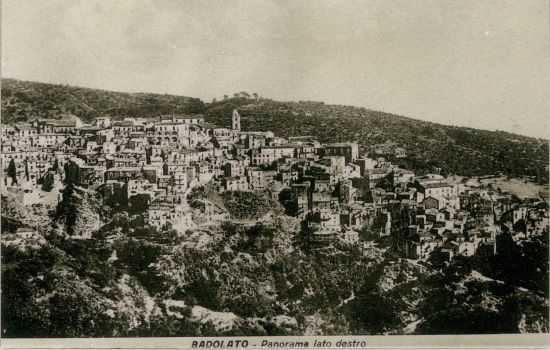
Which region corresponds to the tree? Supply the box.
[252,93,259,100]
[278,188,298,216]
[128,194,150,215]
[63,162,78,185]
[212,98,217,103]
[377,171,394,192]
[7,158,17,185]
[24,159,29,181]
[41,172,54,192]
[223,95,228,100]
[51,158,59,172]
[294,223,315,252]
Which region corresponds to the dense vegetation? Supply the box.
[417,231,549,334]
[2,184,548,337]
[221,191,283,221]
[1,79,204,123]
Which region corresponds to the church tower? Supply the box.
[232,109,241,131]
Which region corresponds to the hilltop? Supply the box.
[1,79,204,123]
[204,98,548,182]
[2,79,548,181]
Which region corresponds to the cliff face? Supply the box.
[55,185,102,238]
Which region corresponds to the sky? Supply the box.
[2,0,549,138]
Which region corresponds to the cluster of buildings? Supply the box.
[2,110,548,262]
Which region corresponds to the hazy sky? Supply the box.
[2,0,549,138]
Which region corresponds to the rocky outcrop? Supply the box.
[55,185,102,238]
[1,190,54,232]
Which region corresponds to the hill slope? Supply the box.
[1,79,204,123]
[204,98,549,181]
[1,79,547,181]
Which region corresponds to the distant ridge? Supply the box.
[2,78,548,181]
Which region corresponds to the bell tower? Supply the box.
[232,109,241,131]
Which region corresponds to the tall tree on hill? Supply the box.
[63,162,78,185]
[24,159,30,182]
[51,158,59,172]
[41,172,54,192]
[6,158,17,185]
[377,171,395,192]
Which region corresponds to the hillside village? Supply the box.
[2,0,549,338]
[2,109,548,263]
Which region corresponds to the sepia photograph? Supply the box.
[1,0,549,348]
